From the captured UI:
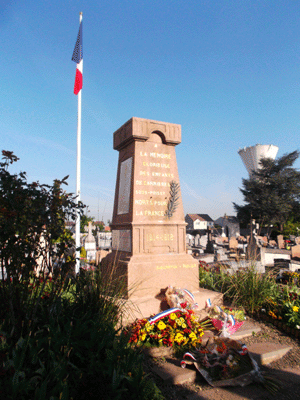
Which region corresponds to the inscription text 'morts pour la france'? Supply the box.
[134,147,173,219]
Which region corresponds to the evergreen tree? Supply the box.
[234,150,300,231]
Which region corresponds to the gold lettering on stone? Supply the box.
[149,152,171,159]
[136,190,148,195]
[135,199,153,205]
[156,265,178,270]
[146,233,174,242]
[182,264,197,269]
[144,210,164,216]
[142,181,169,187]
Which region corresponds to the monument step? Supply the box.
[123,288,223,324]
[247,342,292,365]
[151,341,293,385]
[230,322,261,340]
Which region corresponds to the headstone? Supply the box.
[215,237,222,245]
[269,240,277,248]
[103,117,198,298]
[205,228,214,253]
[200,235,208,247]
[229,237,238,250]
[277,235,285,249]
[246,233,261,261]
[84,221,96,261]
[292,244,300,259]
[96,249,110,265]
[194,234,200,247]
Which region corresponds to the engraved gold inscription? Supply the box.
[156,264,197,270]
[146,233,174,242]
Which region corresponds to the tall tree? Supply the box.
[234,150,300,231]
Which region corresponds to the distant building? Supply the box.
[185,214,214,233]
[65,221,75,234]
[214,215,240,239]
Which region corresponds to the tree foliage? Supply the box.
[80,213,94,233]
[234,150,300,231]
[0,150,85,320]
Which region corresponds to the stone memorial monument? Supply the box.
[103,117,203,312]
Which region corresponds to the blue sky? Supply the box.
[2,1,300,223]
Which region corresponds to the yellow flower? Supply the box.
[140,334,147,341]
[157,320,166,330]
[170,313,177,320]
[175,333,184,343]
[268,310,277,319]
[182,323,187,329]
[145,322,153,332]
[189,332,197,341]
[176,319,182,326]
[293,306,299,312]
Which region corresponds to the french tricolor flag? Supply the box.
[72,21,83,95]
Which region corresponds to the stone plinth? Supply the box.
[103,117,199,304]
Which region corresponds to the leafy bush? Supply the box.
[199,264,278,314]
[0,151,163,400]
[0,271,164,400]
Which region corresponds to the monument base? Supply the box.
[102,251,200,299]
[121,289,223,325]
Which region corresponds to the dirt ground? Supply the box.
[144,317,300,400]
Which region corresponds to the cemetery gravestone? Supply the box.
[292,244,300,259]
[229,237,238,250]
[103,117,199,299]
[277,235,285,249]
[84,221,96,261]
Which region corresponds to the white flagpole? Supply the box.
[75,11,83,275]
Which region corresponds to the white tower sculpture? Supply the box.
[238,144,279,177]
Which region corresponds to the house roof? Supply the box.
[198,214,214,222]
[215,216,239,224]
[186,214,214,222]
[186,214,205,222]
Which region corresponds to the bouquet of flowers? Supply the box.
[124,308,206,349]
[181,338,259,387]
[165,286,198,311]
[206,300,245,337]
[181,338,279,392]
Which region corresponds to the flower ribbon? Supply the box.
[148,307,182,325]
[181,352,197,368]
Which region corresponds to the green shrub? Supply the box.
[0,271,164,400]
[0,151,163,400]
[200,264,278,315]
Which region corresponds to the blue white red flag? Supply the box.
[72,21,83,95]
